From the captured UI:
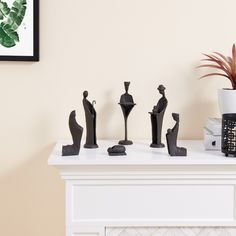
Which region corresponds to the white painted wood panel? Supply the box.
[72,184,234,221]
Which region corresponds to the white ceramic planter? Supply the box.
[218,89,236,114]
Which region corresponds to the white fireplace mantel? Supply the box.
[48,140,236,236]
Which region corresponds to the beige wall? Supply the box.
[0,0,235,235]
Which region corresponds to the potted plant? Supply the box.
[198,44,236,114]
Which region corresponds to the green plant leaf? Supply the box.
[0,1,10,20]
[0,22,19,47]
[0,0,27,48]
[7,0,27,30]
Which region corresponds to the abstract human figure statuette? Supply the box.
[83,91,98,148]
[107,145,126,156]
[166,113,187,156]
[118,82,136,145]
[62,110,83,156]
[149,85,168,148]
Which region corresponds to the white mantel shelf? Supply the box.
[48,140,236,167]
[48,140,236,236]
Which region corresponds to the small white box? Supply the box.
[205,118,221,136]
[203,127,221,150]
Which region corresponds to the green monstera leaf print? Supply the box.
[0,0,27,48]
[0,1,10,20]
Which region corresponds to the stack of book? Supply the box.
[203,118,221,150]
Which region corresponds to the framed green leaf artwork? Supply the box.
[0,0,39,61]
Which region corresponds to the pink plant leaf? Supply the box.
[232,44,236,61]
[201,57,225,68]
[197,64,227,69]
[202,54,232,75]
[228,57,233,64]
[199,58,232,77]
[196,64,232,77]
[199,73,230,80]
[197,44,236,89]
[213,52,232,67]
[232,44,236,77]
[206,54,231,72]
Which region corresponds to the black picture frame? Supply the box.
[0,0,39,61]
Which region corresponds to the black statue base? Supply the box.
[150,143,165,148]
[108,145,126,156]
[62,145,80,156]
[167,147,187,156]
[224,154,236,157]
[109,153,126,156]
[84,144,98,149]
[118,140,133,145]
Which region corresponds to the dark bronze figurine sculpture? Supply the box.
[107,145,126,156]
[62,110,83,156]
[166,113,187,156]
[149,84,168,148]
[118,82,136,145]
[83,91,98,148]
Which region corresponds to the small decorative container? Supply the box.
[205,118,221,135]
[203,118,221,151]
[218,89,236,114]
[222,114,236,157]
[203,127,221,150]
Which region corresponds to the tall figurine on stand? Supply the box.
[166,113,187,156]
[149,84,168,148]
[83,91,98,148]
[62,110,83,156]
[118,82,136,145]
